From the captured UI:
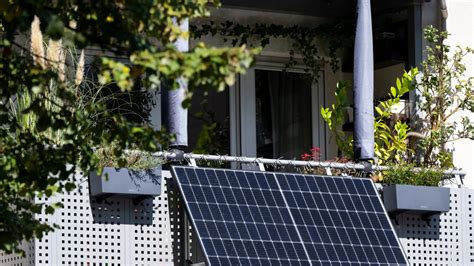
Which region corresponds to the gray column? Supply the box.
[353,0,374,161]
[162,19,189,148]
[408,2,423,69]
[407,2,423,151]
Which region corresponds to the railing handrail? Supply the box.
[143,150,466,177]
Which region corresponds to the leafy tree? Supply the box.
[0,0,258,254]
[415,26,474,167]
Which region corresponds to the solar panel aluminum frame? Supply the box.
[273,171,410,265]
[172,167,211,265]
[171,166,410,265]
[366,178,410,264]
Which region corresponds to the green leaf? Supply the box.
[45,205,55,214]
[396,78,402,90]
[390,86,397,98]
[375,106,383,116]
[65,183,76,192]
[45,15,65,40]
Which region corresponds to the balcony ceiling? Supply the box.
[221,0,415,18]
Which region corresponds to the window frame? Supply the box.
[230,58,326,160]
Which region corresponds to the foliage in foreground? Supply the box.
[0,0,258,254]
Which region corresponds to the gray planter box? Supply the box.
[89,167,161,199]
[383,184,450,215]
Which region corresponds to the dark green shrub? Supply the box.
[381,164,444,187]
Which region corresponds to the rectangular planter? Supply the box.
[89,167,161,198]
[383,184,450,215]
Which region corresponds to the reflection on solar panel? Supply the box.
[171,166,408,265]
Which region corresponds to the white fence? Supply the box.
[1,171,186,266]
[0,170,472,265]
[395,186,474,265]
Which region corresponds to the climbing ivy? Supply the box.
[191,20,354,81]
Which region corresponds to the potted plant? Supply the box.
[379,164,450,216]
[89,147,164,200]
[380,26,474,216]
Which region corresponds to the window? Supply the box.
[233,61,326,160]
[158,59,326,161]
[187,88,230,155]
[255,69,312,159]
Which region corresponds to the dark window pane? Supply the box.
[255,69,312,159]
[187,88,230,154]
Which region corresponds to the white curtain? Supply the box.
[256,70,312,159]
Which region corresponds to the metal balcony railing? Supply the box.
[145,150,467,183]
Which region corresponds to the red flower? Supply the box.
[301,147,320,161]
[301,153,312,161]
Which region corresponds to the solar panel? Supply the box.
[172,166,408,265]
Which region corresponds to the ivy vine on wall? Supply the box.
[191,20,354,81]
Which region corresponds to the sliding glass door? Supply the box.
[231,62,326,160]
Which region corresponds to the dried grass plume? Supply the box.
[30,15,46,69]
[58,46,66,82]
[75,50,85,86]
[46,39,62,70]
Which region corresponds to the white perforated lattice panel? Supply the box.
[394,187,470,265]
[3,173,474,265]
[0,241,34,266]
[28,170,184,265]
[464,188,474,264]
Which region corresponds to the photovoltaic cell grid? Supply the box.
[171,166,408,265]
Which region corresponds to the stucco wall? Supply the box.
[444,0,474,187]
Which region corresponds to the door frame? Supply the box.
[230,58,326,160]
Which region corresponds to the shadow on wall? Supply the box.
[401,215,442,239]
[88,169,163,225]
[90,197,155,226]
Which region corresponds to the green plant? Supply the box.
[192,100,229,155]
[321,68,418,164]
[95,148,164,171]
[414,26,474,168]
[0,0,257,254]
[8,20,85,145]
[321,81,353,158]
[192,21,353,82]
[374,68,418,165]
[381,164,444,187]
